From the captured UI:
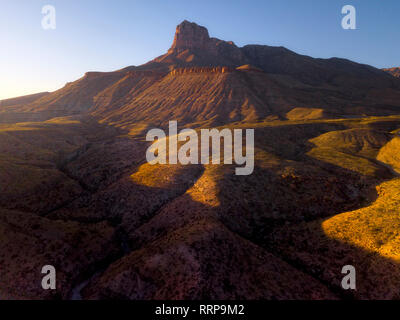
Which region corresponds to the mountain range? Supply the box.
[2,20,400,126]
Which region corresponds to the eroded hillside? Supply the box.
[1,113,400,299]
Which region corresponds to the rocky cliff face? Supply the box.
[150,20,247,68]
[169,66,234,75]
[168,20,212,53]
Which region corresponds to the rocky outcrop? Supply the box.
[150,20,247,68]
[168,20,212,53]
[169,66,234,75]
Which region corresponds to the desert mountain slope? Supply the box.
[91,67,285,127]
[0,72,126,123]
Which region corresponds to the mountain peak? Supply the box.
[169,20,211,53]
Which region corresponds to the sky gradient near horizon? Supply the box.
[1,0,399,100]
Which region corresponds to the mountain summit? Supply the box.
[152,20,244,68]
[169,20,212,53]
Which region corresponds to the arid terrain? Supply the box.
[1,21,400,300]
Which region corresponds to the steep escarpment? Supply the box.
[169,66,234,75]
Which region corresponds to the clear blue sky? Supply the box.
[1,0,399,100]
